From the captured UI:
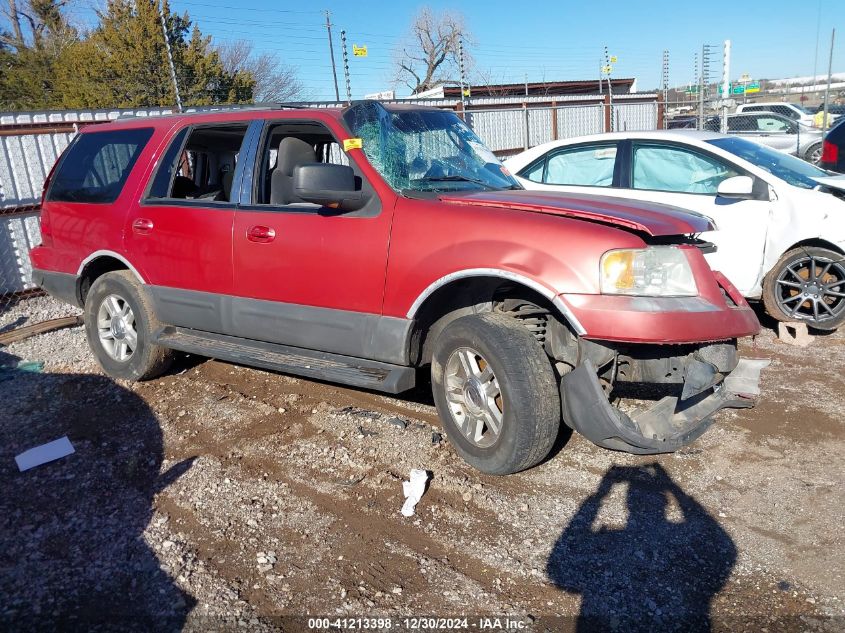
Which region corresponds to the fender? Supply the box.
[406,267,587,336]
[77,250,147,285]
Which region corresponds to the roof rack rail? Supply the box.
[115,102,314,120]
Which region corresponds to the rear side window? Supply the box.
[48,128,153,203]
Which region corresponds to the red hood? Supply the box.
[439,190,714,236]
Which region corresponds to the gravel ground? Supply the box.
[0,297,843,632]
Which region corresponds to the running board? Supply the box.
[154,327,416,394]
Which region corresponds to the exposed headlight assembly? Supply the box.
[600,246,698,297]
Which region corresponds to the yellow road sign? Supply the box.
[610,55,617,63]
[352,44,367,57]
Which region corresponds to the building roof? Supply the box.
[443,78,637,98]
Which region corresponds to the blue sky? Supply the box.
[77,0,845,100]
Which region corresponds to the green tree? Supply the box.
[0,0,76,109]
[55,0,254,109]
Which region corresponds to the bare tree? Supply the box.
[1,0,75,50]
[394,7,472,95]
[216,40,305,103]
[474,68,513,98]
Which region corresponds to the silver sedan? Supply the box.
[705,111,824,164]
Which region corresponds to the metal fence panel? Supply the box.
[0,213,41,294]
[466,109,526,152]
[527,108,554,147]
[556,105,605,139]
[0,132,75,209]
[613,101,658,132]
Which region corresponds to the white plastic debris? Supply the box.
[400,469,430,517]
[15,436,75,472]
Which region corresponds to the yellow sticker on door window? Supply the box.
[343,138,363,151]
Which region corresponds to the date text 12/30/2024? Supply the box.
[307,617,529,630]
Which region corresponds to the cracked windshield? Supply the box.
[344,104,520,192]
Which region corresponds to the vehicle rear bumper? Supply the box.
[31,268,81,307]
[560,345,769,454]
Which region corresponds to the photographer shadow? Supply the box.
[546,463,736,632]
[0,349,196,630]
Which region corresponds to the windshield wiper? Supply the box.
[415,174,522,191]
[415,174,497,190]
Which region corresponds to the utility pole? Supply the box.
[340,30,351,104]
[812,0,822,88]
[158,0,182,111]
[823,28,836,131]
[598,59,603,94]
[458,36,468,112]
[699,44,711,130]
[604,46,613,131]
[662,50,670,129]
[720,40,731,134]
[325,10,340,102]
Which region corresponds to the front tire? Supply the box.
[431,313,560,475]
[84,270,174,380]
[762,246,845,330]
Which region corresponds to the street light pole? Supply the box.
[822,28,836,131]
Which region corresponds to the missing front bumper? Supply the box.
[560,357,769,454]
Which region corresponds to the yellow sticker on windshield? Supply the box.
[343,138,363,151]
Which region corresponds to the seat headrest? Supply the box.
[276,137,316,176]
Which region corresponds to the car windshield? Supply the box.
[706,136,828,189]
[343,102,520,193]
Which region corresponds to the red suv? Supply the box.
[31,101,765,474]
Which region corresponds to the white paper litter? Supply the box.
[15,436,75,472]
[401,469,430,517]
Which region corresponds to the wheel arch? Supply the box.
[783,238,845,257]
[76,251,145,306]
[407,271,585,366]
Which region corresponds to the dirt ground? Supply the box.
[1,299,843,632]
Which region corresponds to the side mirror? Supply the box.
[293,163,364,211]
[717,175,754,199]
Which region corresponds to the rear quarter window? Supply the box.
[48,127,154,203]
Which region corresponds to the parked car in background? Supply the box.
[505,130,845,330]
[30,101,764,473]
[666,116,699,130]
[736,102,817,126]
[820,118,845,173]
[704,112,824,164]
[816,103,845,117]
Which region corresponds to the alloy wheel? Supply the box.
[444,347,504,448]
[97,293,138,361]
[775,255,845,324]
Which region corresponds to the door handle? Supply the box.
[247,225,276,243]
[132,218,154,234]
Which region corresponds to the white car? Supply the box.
[504,131,845,329]
[735,102,819,127]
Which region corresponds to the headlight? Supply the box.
[600,246,698,297]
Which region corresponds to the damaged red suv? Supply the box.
[31,101,766,474]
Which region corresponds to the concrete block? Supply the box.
[778,321,813,347]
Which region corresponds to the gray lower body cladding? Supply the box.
[148,286,413,366]
[561,343,768,454]
[31,269,81,307]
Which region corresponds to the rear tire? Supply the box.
[805,142,823,165]
[84,270,174,380]
[762,246,845,331]
[430,312,560,475]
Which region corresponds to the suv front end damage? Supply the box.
[553,250,767,454]
[560,341,768,454]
